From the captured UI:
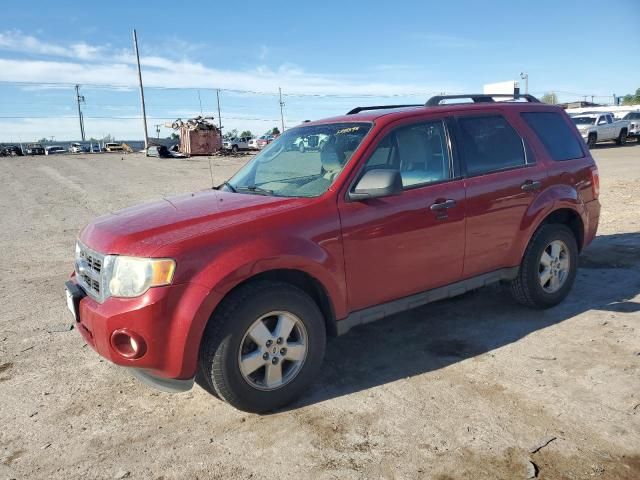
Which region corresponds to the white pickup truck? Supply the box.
[222,136,251,153]
[571,112,630,147]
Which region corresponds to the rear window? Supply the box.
[522,112,584,161]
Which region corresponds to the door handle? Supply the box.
[521,180,541,192]
[430,199,457,211]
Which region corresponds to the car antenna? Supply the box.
[208,156,215,189]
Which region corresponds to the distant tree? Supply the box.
[102,134,114,142]
[224,128,238,140]
[169,133,179,140]
[271,127,281,135]
[37,138,47,143]
[621,88,640,105]
[89,137,99,142]
[540,92,558,104]
[240,130,253,138]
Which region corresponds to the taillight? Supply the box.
[590,166,600,199]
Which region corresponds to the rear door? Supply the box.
[339,117,466,311]
[453,111,548,278]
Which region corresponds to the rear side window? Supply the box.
[457,115,526,175]
[522,112,584,161]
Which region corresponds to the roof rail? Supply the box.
[425,93,540,107]
[346,104,422,115]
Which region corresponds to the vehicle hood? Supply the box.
[80,189,305,256]
[575,123,594,131]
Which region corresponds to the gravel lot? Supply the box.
[1,144,639,480]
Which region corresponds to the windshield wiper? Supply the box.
[235,185,274,196]
[219,181,236,192]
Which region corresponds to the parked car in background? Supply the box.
[25,144,45,155]
[248,138,259,150]
[146,145,171,158]
[293,133,329,152]
[622,111,640,142]
[1,145,23,156]
[45,146,66,155]
[70,143,88,153]
[65,93,600,413]
[223,136,251,153]
[104,142,124,152]
[256,135,273,149]
[571,112,630,147]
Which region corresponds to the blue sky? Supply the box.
[0,0,638,142]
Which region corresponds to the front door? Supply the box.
[338,118,466,312]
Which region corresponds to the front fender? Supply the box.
[176,235,347,379]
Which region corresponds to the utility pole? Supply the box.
[216,89,223,135]
[278,87,285,132]
[197,90,203,115]
[132,29,149,150]
[154,124,161,138]
[519,72,528,94]
[75,84,86,141]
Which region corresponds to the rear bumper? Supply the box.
[67,275,218,383]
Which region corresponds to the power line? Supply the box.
[0,79,442,99]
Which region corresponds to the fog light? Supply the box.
[111,329,146,359]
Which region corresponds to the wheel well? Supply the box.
[219,269,337,336]
[541,208,584,251]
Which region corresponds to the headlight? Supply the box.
[104,256,175,298]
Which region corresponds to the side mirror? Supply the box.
[349,169,403,201]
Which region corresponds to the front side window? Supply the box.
[361,120,452,188]
[227,122,371,197]
[522,112,584,161]
[457,115,526,175]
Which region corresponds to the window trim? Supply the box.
[452,113,529,178]
[346,117,458,199]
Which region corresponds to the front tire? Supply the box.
[231,145,239,154]
[616,130,627,145]
[198,281,326,413]
[510,224,578,309]
[587,133,597,148]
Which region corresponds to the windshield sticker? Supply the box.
[336,126,360,135]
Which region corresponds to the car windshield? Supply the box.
[226,122,372,197]
[572,117,596,125]
[623,112,640,120]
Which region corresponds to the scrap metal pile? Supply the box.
[165,116,222,156]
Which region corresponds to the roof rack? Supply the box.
[425,93,540,106]
[346,104,422,115]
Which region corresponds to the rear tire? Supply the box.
[587,133,597,148]
[198,281,326,413]
[510,224,578,309]
[231,145,239,154]
[616,130,627,145]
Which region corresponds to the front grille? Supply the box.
[75,242,106,301]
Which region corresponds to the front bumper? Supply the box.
[66,275,216,386]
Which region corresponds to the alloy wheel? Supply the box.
[538,240,570,293]
[238,311,308,391]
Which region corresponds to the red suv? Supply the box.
[65,94,600,412]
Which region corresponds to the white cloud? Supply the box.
[0,30,455,95]
[0,31,468,140]
[0,30,107,60]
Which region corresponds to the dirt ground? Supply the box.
[1,143,639,480]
